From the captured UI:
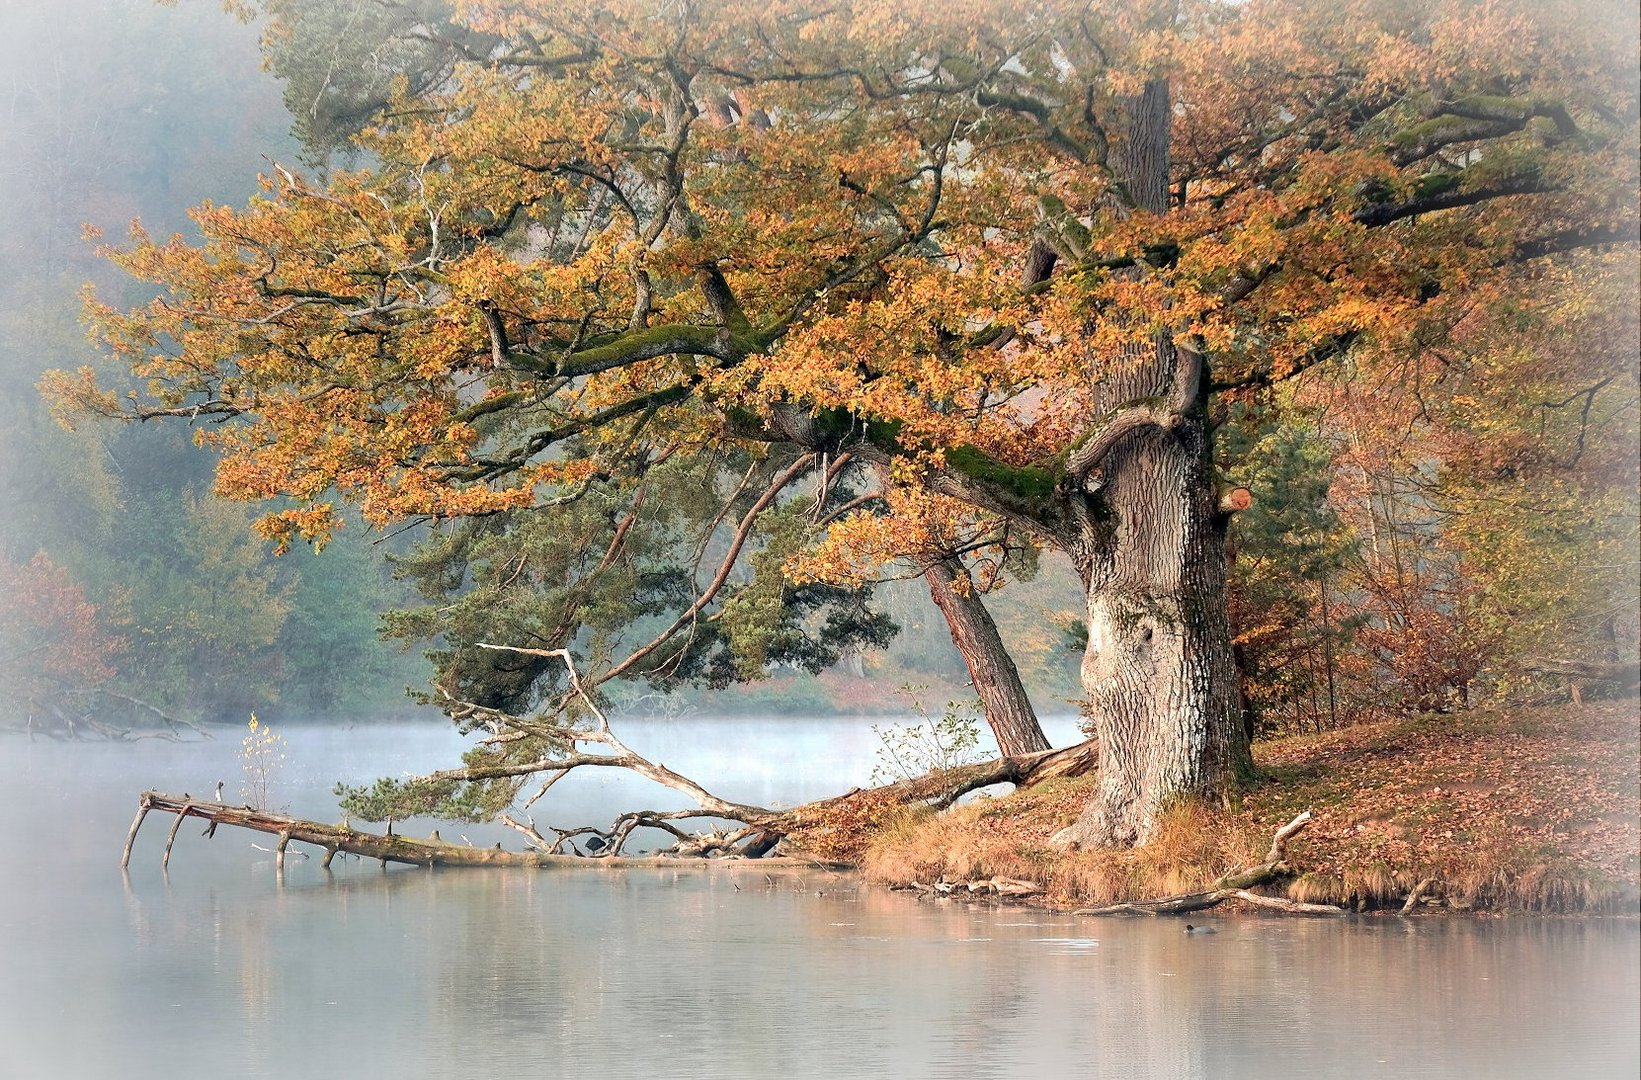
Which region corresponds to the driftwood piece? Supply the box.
[161,802,192,870]
[121,792,852,872]
[1075,891,1225,917]
[1226,889,1348,915]
[893,876,1044,899]
[1072,811,1345,917]
[1400,877,1435,914]
[121,804,151,869]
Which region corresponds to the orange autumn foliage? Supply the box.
[0,552,119,687]
[42,0,1633,596]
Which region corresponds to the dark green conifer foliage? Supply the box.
[383,446,896,715]
[1220,404,1362,735]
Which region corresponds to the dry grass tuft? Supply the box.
[856,702,1638,914]
[1288,872,1349,905]
[863,800,1053,885]
[1346,862,1404,904]
[865,791,1270,906]
[1441,851,1635,913]
[858,805,940,884]
[1047,853,1140,905]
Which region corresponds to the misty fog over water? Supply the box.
[2,717,1638,1080]
[1,3,1637,1078]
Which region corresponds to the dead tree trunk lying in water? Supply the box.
[121,791,857,871]
[120,638,1098,873]
[122,740,1097,871]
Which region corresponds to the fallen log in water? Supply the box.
[121,791,853,872]
[121,737,1096,875]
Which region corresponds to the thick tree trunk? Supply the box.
[1057,79,1252,847]
[923,556,1051,756]
[1066,425,1251,847]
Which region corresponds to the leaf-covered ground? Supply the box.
[862,701,1640,913]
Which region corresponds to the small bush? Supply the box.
[240,714,286,809]
[870,690,984,786]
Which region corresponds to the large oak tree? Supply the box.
[54,0,1637,845]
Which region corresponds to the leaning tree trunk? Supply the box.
[1057,79,1252,848]
[923,555,1051,756]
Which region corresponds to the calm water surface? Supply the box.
[1,718,1636,1079]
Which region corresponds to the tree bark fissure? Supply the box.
[1051,78,1252,847]
[1066,422,1250,847]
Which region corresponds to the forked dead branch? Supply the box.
[119,645,1342,919]
[118,739,1095,872]
[119,642,1099,871]
[119,791,855,873]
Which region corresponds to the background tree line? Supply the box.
[0,0,426,728]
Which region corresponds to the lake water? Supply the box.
[1,717,1636,1079]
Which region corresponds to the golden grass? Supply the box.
[862,803,1049,886]
[1288,872,1349,906]
[1437,849,1633,913]
[1282,853,1631,913]
[864,794,1270,906]
[857,702,1640,914]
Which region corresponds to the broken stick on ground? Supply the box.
[1071,811,1347,917]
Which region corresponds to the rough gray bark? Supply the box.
[923,556,1050,756]
[1065,419,1252,846]
[1057,79,1253,847]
